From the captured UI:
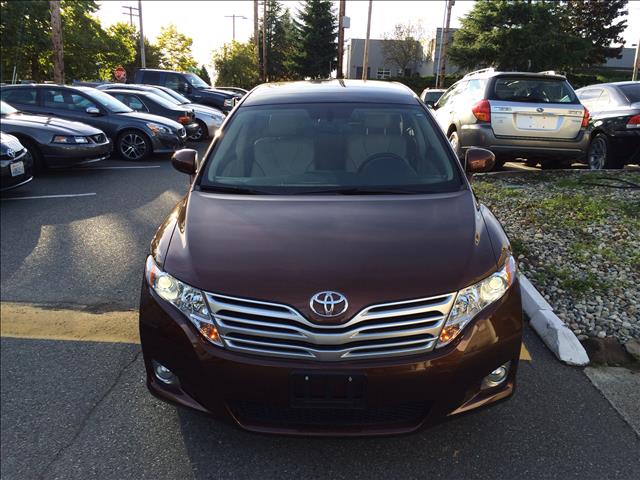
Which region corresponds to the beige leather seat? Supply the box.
[251,111,314,177]
[346,113,408,171]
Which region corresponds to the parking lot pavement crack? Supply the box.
[36,349,142,480]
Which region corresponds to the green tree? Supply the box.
[449,0,592,72]
[212,41,260,90]
[0,1,138,82]
[257,0,297,81]
[198,65,211,85]
[99,22,138,81]
[155,24,198,71]
[293,0,337,79]
[560,0,628,66]
[381,22,428,76]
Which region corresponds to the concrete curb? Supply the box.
[519,274,590,366]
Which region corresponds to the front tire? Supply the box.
[117,130,151,161]
[188,120,208,142]
[587,133,622,170]
[18,138,46,175]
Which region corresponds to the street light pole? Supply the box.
[262,0,268,82]
[633,39,639,82]
[138,0,146,68]
[437,0,454,89]
[337,0,346,79]
[362,0,372,80]
[225,14,248,42]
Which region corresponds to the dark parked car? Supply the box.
[576,81,640,169]
[140,80,522,436]
[1,85,187,161]
[103,89,199,138]
[0,100,111,171]
[420,88,445,107]
[1,132,33,191]
[133,69,241,112]
[97,83,225,141]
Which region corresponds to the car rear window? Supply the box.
[200,103,462,195]
[492,77,579,104]
[619,84,640,103]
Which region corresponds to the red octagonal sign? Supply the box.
[114,66,127,82]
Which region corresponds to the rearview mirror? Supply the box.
[86,107,101,115]
[465,147,495,174]
[171,148,197,175]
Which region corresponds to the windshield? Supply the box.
[185,73,209,89]
[144,88,182,105]
[145,92,184,110]
[201,103,462,195]
[424,92,443,102]
[619,84,640,103]
[160,87,191,104]
[0,101,18,115]
[492,77,579,104]
[84,88,132,113]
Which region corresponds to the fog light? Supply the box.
[153,361,177,385]
[482,361,510,389]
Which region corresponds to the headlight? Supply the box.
[145,256,223,347]
[146,123,171,135]
[223,98,234,107]
[437,254,517,348]
[52,135,89,144]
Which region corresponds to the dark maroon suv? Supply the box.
[139,80,523,436]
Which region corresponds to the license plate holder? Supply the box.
[10,161,24,177]
[290,372,366,409]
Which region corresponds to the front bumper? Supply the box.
[1,150,34,191]
[139,280,523,436]
[460,124,589,161]
[40,140,113,168]
[151,130,187,154]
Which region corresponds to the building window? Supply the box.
[376,68,391,80]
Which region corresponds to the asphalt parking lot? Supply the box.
[1,146,639,480]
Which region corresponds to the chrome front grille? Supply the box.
[205,292,456,361]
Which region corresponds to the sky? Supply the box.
[97,0,640,68]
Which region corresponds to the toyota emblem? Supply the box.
[310,291,348,317]
[6,148,15,159]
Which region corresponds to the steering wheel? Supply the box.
[357,152,410,172]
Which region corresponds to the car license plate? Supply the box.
[517,114,555,130]
[290,372,366,409]
[10,161,24,177]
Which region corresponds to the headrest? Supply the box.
[363,113,401,133]
[267,111,310,136]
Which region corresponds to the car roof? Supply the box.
[242,80,419,106]
[576,81,638,91]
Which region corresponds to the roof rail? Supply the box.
[463,67,495,78]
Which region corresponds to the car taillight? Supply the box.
[581,107,590,128]
[472,99,491,123]
[627,114,640,128]
[177,115,190,124]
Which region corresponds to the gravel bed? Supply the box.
[473,170,639,343]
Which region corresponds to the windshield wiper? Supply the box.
[200,184,275,195]
[297,186,431,195]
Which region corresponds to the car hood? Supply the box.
[115,111,183,130]
[1,113,103,135]
[164,189,499,320]
[1,131,23,154]
[189,104,225,118]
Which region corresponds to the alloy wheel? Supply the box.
[120,133,147,161]
[189,123,204,141]
[588,137,607,170]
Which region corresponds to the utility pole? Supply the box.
[437,0,454,89]
[49,1,64,84]
[337,0,346,79]
[254,0,259,65]
[122,5,136,26]
[262,0,268,82]
[633,39,639,82]
[362,0,372,80]
[138,0,146,68]
[225,14,248,42]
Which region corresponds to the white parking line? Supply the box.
[79,165,161,170]
[1,193,97,201]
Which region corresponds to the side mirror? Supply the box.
[171,148,197,175]
[425,100,435,108]
[86,107,101,115]
[465,147,495,174]
[431,102,440,111]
